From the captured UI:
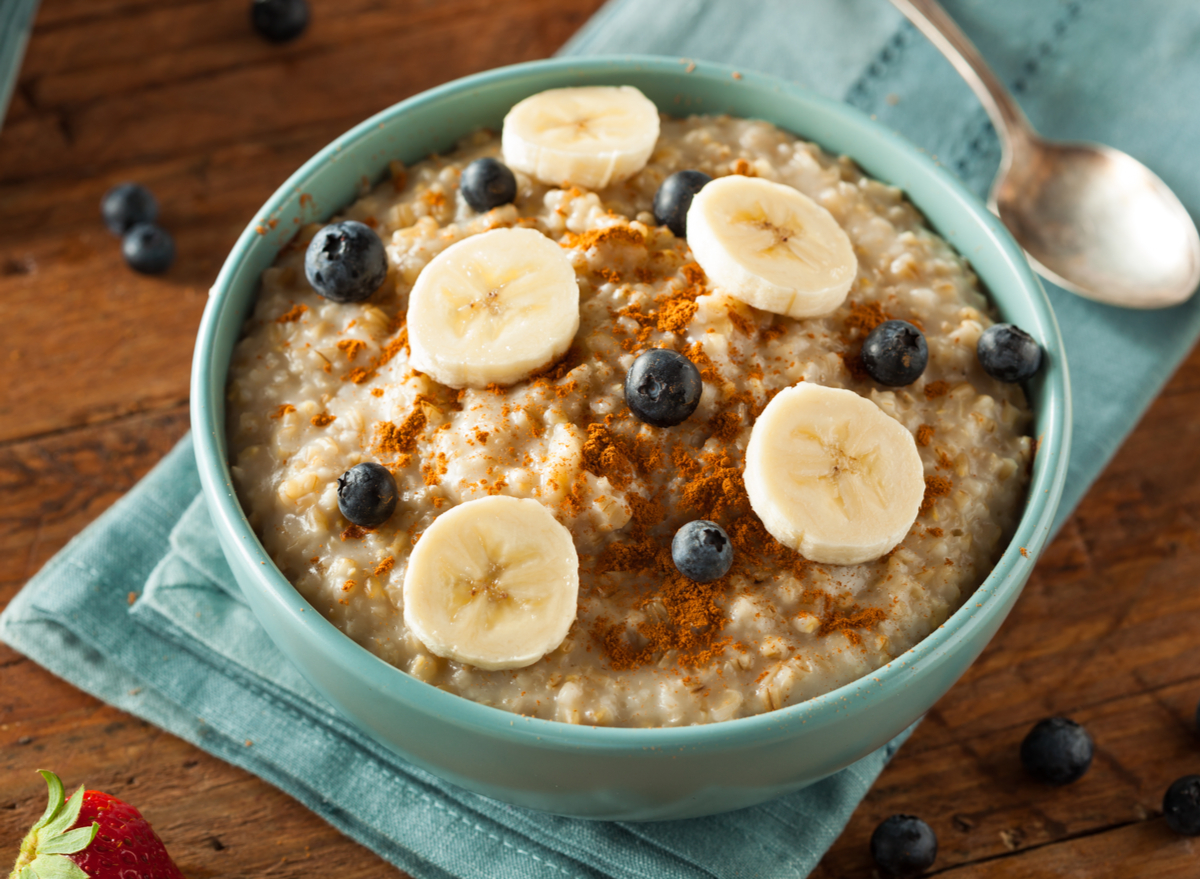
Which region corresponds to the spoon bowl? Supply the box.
[992,136,1200,308]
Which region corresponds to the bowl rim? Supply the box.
[191,54,1072,752]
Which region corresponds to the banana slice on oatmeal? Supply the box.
[403,496,580,671]
[686,175,857,319]
[744,383,925,566]
[502,85,660,189]
[407,227,580,389]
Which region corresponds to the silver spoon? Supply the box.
[889,0,1200,308]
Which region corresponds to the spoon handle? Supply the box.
[887,0,1033,146]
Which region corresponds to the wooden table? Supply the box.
[2,2,1197,876]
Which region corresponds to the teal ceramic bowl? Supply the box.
[191,55,1071,821]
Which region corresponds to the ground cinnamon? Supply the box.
[924,380,949,399]
[276,304,307,324]
[581,423,633,488]
[815,601,887,646]
[337,339,367,362]
[921,475,953,514]
[707,411,742,443]
[375,399,428,463]
[844,300,890,335]
[726,307,755,337]
[565,224,646,251]
[838,350,872,382]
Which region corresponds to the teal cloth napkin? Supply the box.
[5,1,1200,877]
[0,0,41,131]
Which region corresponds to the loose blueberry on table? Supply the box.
[870,814,938,877]
[624,348,703,428]
[977,323,1042,383]
[672,520,733,582]
[337,462,398,528]
[1163,775,1200,836]
[1020,716,1093,785]
[460,158,518,212]
[860,319,928,386]
[121,222,175,275]
[305,220,389,303]
[652,169,712,238]
[100,182,158,235]
[250,0,310,43]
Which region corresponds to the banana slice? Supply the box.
[686,175,857,319]
[501,85,660,190]
[744,383,924,565]
[407,227,580,389]
[403,496,580,671]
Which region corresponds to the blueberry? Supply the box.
[870,814,938,877]
[977,323,1042,383]
[336,463,398,528]
[461,158,517,212]
[250,0,309,43]
[1163,775,1200,836]
[672,520,733,582]
[624,348,703,428]
[1020,716,1093,785]
[305,221,388,303]
[121,223,175,275]
[861,319,928,386]
[101,182,158,235]
[652,170,712,238]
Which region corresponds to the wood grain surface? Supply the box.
[2,2,1199,877]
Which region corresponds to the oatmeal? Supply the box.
[226,113,1033,727]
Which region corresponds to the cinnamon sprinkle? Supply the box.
[844,300,890,335]
[566,224,646,251]
[924,380,950,400]
[276,304,307,324]
[581,424,633,488]
[726,307,755,337]
[920,475,953,514]
[816,602,887,646]
[375,401,428,458]
[707,411,741,443]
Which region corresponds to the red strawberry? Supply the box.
[8,770,184,879]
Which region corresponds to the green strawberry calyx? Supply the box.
[8,771,98,879]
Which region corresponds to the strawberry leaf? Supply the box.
[31,772,66,832]
[38,825,97,857]
[25,854,89,879]
[39,788,84,840]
